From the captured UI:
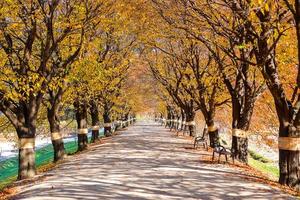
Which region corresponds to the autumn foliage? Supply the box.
[0,0,299,193]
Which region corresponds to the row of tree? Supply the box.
[146,0,300,191]
[0,0,138,180]
[0,0,299,192]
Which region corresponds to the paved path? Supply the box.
[11,121,295,200]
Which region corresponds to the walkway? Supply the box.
[11,121,295,200]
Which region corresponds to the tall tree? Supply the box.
[152,0,267,162]
[148,46,197,136]
[0,0,93,179]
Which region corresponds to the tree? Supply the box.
[148,45,197,136]
[68,55,93,151]
[151,0,268,162]
[0,0,89,179]
[185,0,299,190]
[247,0,299,190]
[93,33,137,136]
[208,0,299,190]
[180,42,230,147]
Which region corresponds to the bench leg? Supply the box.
[225,154,228,162]
[212,151,215,161]
[218,153,221,163]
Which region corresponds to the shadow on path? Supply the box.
[10,121,295,200]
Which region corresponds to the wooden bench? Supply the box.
[212,145,234,164]
[194,136,208,150]
[194,126,208,150]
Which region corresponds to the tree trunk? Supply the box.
[47,106,65,162]
[173,115,177,130]
[17,128,36,180]
[207,122,219,148]
[90,100,100,143]
[103,112,112,137]
[166,110,172,128]
[124,113,129,127]
[159,113,163,126]
[201,108,219,148]
[231,97,248,162]
[278,1,300,191]
[186,112,196,137]
[231,132,248,163]
[115,118,122,130]
[278,122,300,191]
[170,114,174,131]
[279,148,300,191]
[91,128,99,143]
[180,112,186,131]
[122,114,127,128]
[121,116,126,129]
[128,115,132,125]
[230,99,251,163]
[176,116,180,131]
[133,114,136,122]
[189,124,196,137]
[77,129,88,151]
[230,93,254,163]
[259,49,300,190]
[74,100,88,151]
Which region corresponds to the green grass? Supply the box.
[0,131,103,189]
[249,150,271,163]
[221,139,227,145]
[248,151,279,180]
[0,140,78,189]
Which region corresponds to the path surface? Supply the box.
[11,121,295,200]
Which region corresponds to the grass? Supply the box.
[219,142,278,179]
[0,140,78,189]
[219,139,279,179]
[0,134,97,190]
[0,176,17,190]
[249,150,271,163]
[248,150,279,180]
[220,139,227,145]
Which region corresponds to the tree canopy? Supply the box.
[0,0,299,192]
